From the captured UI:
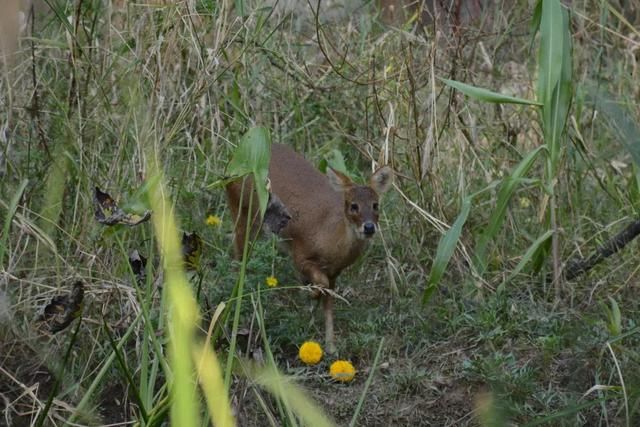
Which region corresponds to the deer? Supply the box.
[226,143,393,353]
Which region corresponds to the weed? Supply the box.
[1,0,640,425]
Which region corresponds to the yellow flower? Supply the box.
[206,214,221,226]
[329,360,356,382]
[298,341,323,365]
[518,197,531,209]
[265,275,278,288]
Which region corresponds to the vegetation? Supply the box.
[1,0,639,425]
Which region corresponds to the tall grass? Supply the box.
[2,0,639,425]
[142,127,335,426]
[428,0,572,301]
[146,168,204,425]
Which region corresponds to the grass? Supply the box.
[1,0,640,425]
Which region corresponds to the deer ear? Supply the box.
[326,167,354,192]
[370,166,393,194]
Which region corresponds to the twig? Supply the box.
[28,4,50,159]
[564,219,640,281]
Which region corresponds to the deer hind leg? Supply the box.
[226,179,260,259]
[303,266,337,354]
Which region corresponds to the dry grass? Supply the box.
[1,0,640,425]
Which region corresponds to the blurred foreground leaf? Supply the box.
[245,363,335,427]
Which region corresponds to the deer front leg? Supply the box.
[302,265,336,354]
[322,293,335,354]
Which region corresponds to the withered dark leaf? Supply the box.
[37,281,84,334]
[94,187,151,226]
[182,232,203,271]
[129,250,147,284]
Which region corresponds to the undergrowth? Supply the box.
[1,0,640,425]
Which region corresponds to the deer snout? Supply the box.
[363,222,376,236]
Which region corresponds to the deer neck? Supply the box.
[329,215,367,269]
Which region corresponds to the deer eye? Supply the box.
[350,203,359,213]
[373,202,379,211]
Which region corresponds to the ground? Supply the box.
[1,0,640,425]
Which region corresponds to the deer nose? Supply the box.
[363,222,376,235]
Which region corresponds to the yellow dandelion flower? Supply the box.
[206,214,222,226]
[518,197,531,209]
[298,341,323,365]
[265,275,278,288]
[329,360,356,382]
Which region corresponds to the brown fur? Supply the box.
[226,143,392,352]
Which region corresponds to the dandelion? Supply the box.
[298,341,323,365]
[265,275,278,288]
[206,214,221,226]
[518,197,531,209]
[329,360,356,382]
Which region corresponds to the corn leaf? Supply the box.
[529,0,543,50]
[498,229,554,293]
[474,145,546,274]
[545,7,573,168]
[440,78,541,106]
[423,197,472,304]
[537,0,564,106]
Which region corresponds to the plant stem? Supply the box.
[550,191,562,301]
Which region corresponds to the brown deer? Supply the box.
[226,143,393,353]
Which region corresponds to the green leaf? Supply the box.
[350,338,384,427]
[1,179,28,268]
[545,7,573,169]
[227,127,272,217]
[474,145,547,274]
[498,230,554,293]
[529,0,543,50]
[537,0,564,106]
[319,149,350,176]
[585,85,640,169]
[423,197,472,304]
[440,78,541,106]
[523,399,606,426]
[605,296,622,337]
[531,231,552,274]
[40,145,69,239]
[235,0,247,17]
[226,79,249,123]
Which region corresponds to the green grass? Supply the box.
[1,0,640,425]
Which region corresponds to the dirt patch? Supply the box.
[0,337,56,426]
[98,381,131,424]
